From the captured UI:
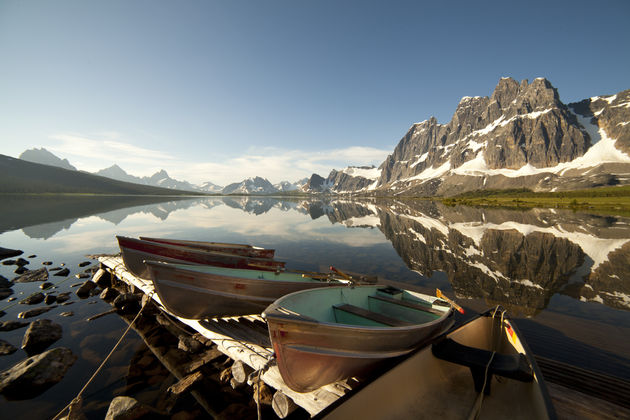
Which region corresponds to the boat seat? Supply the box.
[432,338,533,394]
[369,294,443,316]
[333,304,412,327]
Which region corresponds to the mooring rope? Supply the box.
[51,290,154,420]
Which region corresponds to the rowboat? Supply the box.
[319,307,556,420]
[139,236,275,259]
[262,285,454,392]
[116,236,285,279]
[145,261,345,319]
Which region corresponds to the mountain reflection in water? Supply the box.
[2,195,628,315]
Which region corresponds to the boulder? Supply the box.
[93,269,112,289]
[0,339,18,355]
[22,319,63,355]
[0,247,23,261]
[45,295,57,305]
[113,293,141,313]
[177,335,204,354]
[100,288,119,301]
[13,268,48,283]
[42,261,53,265]
[20,292,45,305]
[104,396,167,420]
[2,259,16,266]
[56,292,71,303]
[76,281,97,298]
[40,282,54,290]
[78,261,91,267]
[0,347,76,399]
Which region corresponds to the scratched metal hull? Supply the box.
[145,261,342,319]
[263,286,454,392]
[117,236,285,279]
[139,236,275,259]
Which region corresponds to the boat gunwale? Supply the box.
[139,236,267,250]
[263,285,454,333]
[145,260,340,286]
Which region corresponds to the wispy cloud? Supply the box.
[45,132,392,186]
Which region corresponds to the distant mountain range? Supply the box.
[11,76,630,196]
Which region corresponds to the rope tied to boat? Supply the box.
[51,290,155,420]
[467,306,506,420]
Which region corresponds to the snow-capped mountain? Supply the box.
[302,166,381,193]
[303,77,630,195]
[222,176,278,195]
[198,181,224,193]
[274,178,308,192]
[19,147,77,171]
[94,165,199,192]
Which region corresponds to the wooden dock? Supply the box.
[97,255,352,417]
[97,255,630,419]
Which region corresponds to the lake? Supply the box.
[1,195,629,418]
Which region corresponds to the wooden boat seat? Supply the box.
[333,304,412,327]
[369,294,443,316]
[432,338,533,394]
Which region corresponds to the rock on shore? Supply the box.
[0,347,77,399]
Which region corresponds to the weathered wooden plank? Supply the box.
[98,256,348,417]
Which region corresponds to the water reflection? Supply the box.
[2,195,629,316]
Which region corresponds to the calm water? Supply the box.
[1,195,629,417]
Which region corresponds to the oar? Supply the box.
[329,266,353,281]
[436,288,465,314]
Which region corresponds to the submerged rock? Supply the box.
[0,247,23,261]
[20,292,45,305]
[45,295,57,305]
[0,339,18,355]
[104,396,167,420]
[22,319,63,356]
[2,260,16,266]
[0,275,11,288]
[56,292,71,304]
[14,266,28,275]
[15,258,29,267]
[0,321,29,331]
[0,288,13,300]
[13,268,48,283]
[0,347,77,399]
[59,312,73,317]
[18,306,55,319]
[42,261,53,266]
[54,268,70,277]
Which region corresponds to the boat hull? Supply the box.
[319,309,556,420]
[263,286,454,392]
[139,236,275,259]
[146,261,340,319]
[117,236,285,279]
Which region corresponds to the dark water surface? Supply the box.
[1,195,629,418]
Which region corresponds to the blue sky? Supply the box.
[1,0,628,185]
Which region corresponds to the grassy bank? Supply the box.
[440,186,630,216]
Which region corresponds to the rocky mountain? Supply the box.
[95,165,200,193]
[302,166,380,193]
[222,176,278,195]
[275,178,308,192]
[198,181,224,193]
[19,148,77,171]
[303,78,630,195]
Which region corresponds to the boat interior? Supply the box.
[322,312,553,420]
[277,286,449,327]
[165,263,332,283]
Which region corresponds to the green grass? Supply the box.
[440,186,630,216]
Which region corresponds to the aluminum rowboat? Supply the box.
[263,285,454,392]
[145,261,344,319]
[116,236,285,279]
[139,236,275,259]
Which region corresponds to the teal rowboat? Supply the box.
[263,285,454,392]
